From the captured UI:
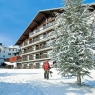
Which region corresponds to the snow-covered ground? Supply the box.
[0,68,95,95]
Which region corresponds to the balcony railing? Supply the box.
[29,40,32,44]
[24,42,28,46]
[29,57,33,60]
[41,54,48,58]
[29,21,55,37]
[43,34,47,39]
[35,45,47,50]
[36,47,40,50]
[17,59,22,62]
[21,45,49,54]
[36,29,40,33]
[24,50,28,53]
[17,54,48,62]
[33,38,40,42]
[28,48,33,52]
[23,58,27,61]
[29,32,34,36]
[36,54,48,59]
[20,21,57,48]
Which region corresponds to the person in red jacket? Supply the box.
[43,60,50,79]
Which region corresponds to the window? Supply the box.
[43,33,46,38]
[35,63,40,68]
[8,53,11,55]
[36,54,40,59]
[43,24,47,29]
[36,29,40,33]
[43,43,47,48]
[3,55,5,57]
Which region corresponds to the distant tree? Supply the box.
[49,0,95,86]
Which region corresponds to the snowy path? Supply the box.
[0,69,95,95]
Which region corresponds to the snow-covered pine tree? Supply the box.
[49,0,95,86]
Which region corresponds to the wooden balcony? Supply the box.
[36,54,48,59]
[17,59,22,62]
[23,57,27,61]
[36,47,40,50]
[23,48,33,53]
[29,39,33,44]
[29,32,34,36]
[33,38,40,42]
[24,42,28,46]
[28,48,33,52]
[41,54,48,58]
[36,29,40,33]
[29,21,55,37]
[24,50,28,53]
[29,56,33,60]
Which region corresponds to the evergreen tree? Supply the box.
[49,0,95,86]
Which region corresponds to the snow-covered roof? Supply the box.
[4,62,17,67]
[8,45,19,49]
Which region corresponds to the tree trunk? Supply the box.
[77,72,81,86]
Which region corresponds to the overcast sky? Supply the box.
[0,0,95,47]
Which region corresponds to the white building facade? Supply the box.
[0,43,19,65]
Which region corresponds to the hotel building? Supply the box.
[15,4,95,69]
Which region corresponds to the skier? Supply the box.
[43,60,50,79]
